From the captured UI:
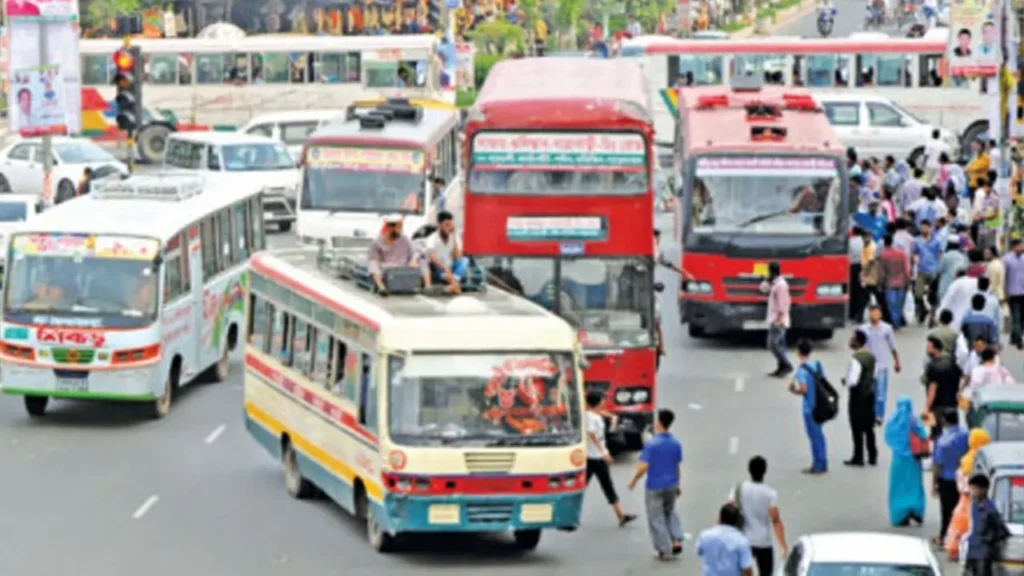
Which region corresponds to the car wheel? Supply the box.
[0,175,11,193]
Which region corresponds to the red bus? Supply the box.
[463,58,658,451]
[674,82,849,340]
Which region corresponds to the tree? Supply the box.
[82,0,139,32]
[627,0,674,32]
[553,0,586,49]
[467,16,526,55]
[519,0,541,55]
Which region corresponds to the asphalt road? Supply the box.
[0,212,1002,574]
[773,0,908,37]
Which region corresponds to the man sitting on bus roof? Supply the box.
[367,214,431,295]
[426,211,469,295]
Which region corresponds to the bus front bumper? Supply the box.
[381,492,584,534]
[680,300,846,333]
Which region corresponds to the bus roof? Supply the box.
[308,104,459,150]
[679,85,844,156]
[21,173,262,241]
[472,57,653,128]
[645,36,946,55]
[80,34,439,56]
[250,249,577,350]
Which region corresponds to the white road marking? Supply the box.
[687,403,702,411]
[728,436,739,455]
[232,384,243,391]
[132,495,159,519]
[734,378,745,393]
[205,424,226,445]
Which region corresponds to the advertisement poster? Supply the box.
[472,132,647,170]
[4,0,80,136]
[454,41,475,91]
[10,64,65,136]
[506,216,607,241]
[305,146,425,173]
[949,0,1000,77]
[438,37,456,92]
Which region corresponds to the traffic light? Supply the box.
[427,0,441,31]
[112,46,143,134]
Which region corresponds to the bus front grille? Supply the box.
[464,452,516,474]
[465,502,515,524]
[722,276,807,299]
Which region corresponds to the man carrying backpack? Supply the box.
[843,329,878,467]
[788,339,829,475]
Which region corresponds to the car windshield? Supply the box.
[222,143,293,171]
[301,146,426,214]
[387,352,582,447]
[689,155,844,237]
[808,564,935,575]
[469,131,649,195]
[0,201,28,222]
[4,233,159,328]
[53,141,115,164]
[984,411,1024,442]
[479,257,653,349]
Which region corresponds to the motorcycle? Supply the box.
[817,6,838,36]
[863,4,885,29]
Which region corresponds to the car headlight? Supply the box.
[633,389,650,403]
[615,390,632,404]
[816,283,844,297]
[685,281,713,294]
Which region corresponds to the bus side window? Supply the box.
[163,252,184,303]
[359,352,377,430]
[276,312,293,366]
[201,216,217,279]
[249,296,271,352]
[920,55,944,87]
[249,197,266,251]
[270,308,287,361]
[311,330,332,388]
[179,232,191,294]
[292,318,312,375]
[234,202,250,261]
[218,209,236,269]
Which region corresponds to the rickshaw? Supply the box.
[966,386,1024,442]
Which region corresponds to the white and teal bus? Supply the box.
[0,173,266,418]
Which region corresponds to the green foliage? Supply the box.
[467,16,526,54]
[473,53,504,89]
[456,89,477,109]
[627,0,674,31]
[82,0,139,30]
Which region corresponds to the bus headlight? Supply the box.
[633,389,650,403]
[685,281,713,294]
[615,390,632,404]
[816,284,844,298]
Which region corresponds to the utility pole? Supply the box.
[39,20,52,207]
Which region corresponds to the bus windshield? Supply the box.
[387,352,582,447]
[469,131,649,195]
[302,146,426,214]
[4,233,160,327]
[689,155,844,237]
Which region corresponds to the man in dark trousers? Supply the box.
[842,329,877,466]
[932,409,969,547]
[965,474,1011,576]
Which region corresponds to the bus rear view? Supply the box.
[675,81,849,339]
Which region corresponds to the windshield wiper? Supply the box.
[718,210,792,257]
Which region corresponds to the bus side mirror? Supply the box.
[152,254,164,269]
[653,281,665,293]
[578,357,591,370]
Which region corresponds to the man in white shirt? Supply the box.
[425,210,467,294]
[938,269,976,329]
[731,455,789,575]
[923,129,952,182]
[908,191,949,225]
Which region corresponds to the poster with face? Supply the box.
[949,0,999,77]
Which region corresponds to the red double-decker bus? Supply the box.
[674,82,849,340]
[463,58,657,451]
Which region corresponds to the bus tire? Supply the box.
[0,175,12,193]
[360,488,395,552]
[282,440,315,499]
[24,396,48,417]
[278,221,292,233]
[687,324,706,338]
[513,529,542,551]
[136,123,173,164]
[151,375,173,419]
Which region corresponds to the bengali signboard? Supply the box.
[472,132,647,171]
[305,147,425,173]
[506,216,607,241]
[12,233,159,260]
[695,156,838,175]
[948,0,999,78]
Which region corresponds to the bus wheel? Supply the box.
[513,529,542,551]
[362,493,395,552]
[283,441,315,499]
[24,396,48,417]
[278,222,292,233]
[136,124,173,164]
[151,376,172,419]
[687,324,707,338]
[213,345,231,383]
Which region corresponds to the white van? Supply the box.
[0,193,39,273]
[238,110,341,159]
[812,93,959,167]
[163,131,300,231]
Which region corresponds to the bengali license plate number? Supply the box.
[742,320,770,330]
[55,377,88,393]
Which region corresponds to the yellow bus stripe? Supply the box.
[245,401,385,502]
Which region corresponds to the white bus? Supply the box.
[79,35,444,162]
[245,247,587,552]
[298,99,462,245]
[0,173,266,418]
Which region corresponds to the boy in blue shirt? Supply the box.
[788,338,828,474]
[629,409,685,560]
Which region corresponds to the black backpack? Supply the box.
[809,362,839,424]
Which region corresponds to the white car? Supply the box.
[239,109,341,159]
[0,194,39,268]
[0,137,128,201]
[779,532,942,575]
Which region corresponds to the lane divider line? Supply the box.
[205,424,226,445]
[735,378,745,393]
[132,495,159,520]
[728,436,739,455]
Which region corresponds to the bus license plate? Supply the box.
[55,377,87,393]
[742,320,769,330]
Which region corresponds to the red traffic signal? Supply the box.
[112,50,134,73]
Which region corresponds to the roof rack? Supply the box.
[345,99,424,131]
[91,173,205,202]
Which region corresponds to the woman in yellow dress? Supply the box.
[945,428,991,559]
